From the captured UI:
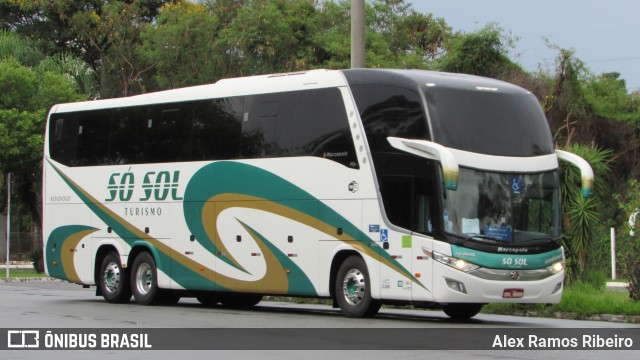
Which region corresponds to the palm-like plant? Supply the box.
[560,144,611,279]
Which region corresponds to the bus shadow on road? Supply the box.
[170,299,532,327]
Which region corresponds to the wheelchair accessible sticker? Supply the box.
[380,229,389,243]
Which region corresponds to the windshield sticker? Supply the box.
[511,177,522,194]
[484,225,512,241]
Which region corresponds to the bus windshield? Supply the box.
[443,168,562,244]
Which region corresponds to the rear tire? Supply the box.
[335,255,381,318]
[130,252,159,305]
[98,252,131,303]
[442,303,483,320]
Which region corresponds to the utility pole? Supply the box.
[5,173,10,279]
[351,0,365,68]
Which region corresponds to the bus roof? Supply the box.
[343,68,530,95]
[51,68,531,114]
[51,69,348,113]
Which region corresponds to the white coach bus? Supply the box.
[43,69,593,319]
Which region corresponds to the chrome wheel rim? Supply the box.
[135,263,152,295]
[342,268,365,306]
[102,262,121,294]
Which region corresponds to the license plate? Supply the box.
[503,288,524,298]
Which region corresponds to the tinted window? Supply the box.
[350,84,429,154]
[425,87,554,156]
[146,105,192,163]
[111,107,147,164]
[191,98,243,160]
[76,110,112,166]
[377,154,437,235]
[350,84,435,234]
[48,89,355,167]
[242,88,358,168]
[49,115,79,165]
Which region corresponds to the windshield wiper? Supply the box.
[514,236,555,244]
[457,234,501,245]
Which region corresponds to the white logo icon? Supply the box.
[7,330,40,348]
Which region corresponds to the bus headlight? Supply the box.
[546,261,564,274]
[422,247,480,273]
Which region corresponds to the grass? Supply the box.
[483,282,640,318]
[0,268,49,278]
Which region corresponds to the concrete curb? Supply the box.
[0,277,62,283]
[508,310,640,324]
[606,281,629,292]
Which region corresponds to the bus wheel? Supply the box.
[442,303,483,320]
[99,252,131,303]
[335,256,381,318]
[131,252,159,305]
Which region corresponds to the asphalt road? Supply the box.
[1,280,639,359]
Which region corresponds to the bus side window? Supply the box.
[379,174,435,235]
[76,110,111,166]
[54,118,64,141]
[111,107,148,164]
[191,98,242,160]
[49,115,78,165]
[146,105,191,163]
[241,88,358,168]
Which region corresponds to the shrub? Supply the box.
[30,248,43,273]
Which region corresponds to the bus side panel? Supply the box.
[410,235,434,302]
[213,199,320,295]
[361,199,383,300]
[378,229,413,301]
[43,162,94,285]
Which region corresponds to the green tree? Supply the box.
[437,24,519,78]
[70,1,162,96]
[1,0,169,97]
[0,29,44,66]
[314,0,450,69]
[210,0,320,75]
[366,0,449,68]
[614,180,640,300]
[582,72,640,124]
[0,52,85,231]
[139,1,226,89]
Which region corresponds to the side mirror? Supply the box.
[556,149,594,198]
[387,137,459,191]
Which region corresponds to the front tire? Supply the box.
[131,252,159,305]
[98,252,131,303]
[335,255,381,318]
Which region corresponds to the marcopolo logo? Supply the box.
[106,170,183,202]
